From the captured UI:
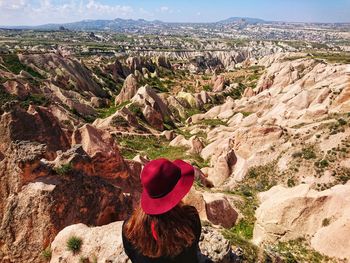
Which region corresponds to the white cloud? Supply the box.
[196,12,201,16]
[157,6,173,14]
[139,7,154,18]
[85,0,133,16]
[160,6,169,12]
[0,0,135,25]
[0,0,28,10]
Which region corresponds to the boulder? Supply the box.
[198,226,237,263]
[143,105,164,131]
[207,145,237,187]
[50,222,130,263]
[0,105,70,160]
[253,184,350,261]
[94,107,145,133]
[161,130,175,141]
[115,74,139,105]
[243,87,255,97]
[71,124,129,179]
[91,96,108,108]
[0,141,132,263]
[212,75,226,92]
[131,85,172,123]
[202,193,238,228]
[50,221,236,263]
[189,136,205,154]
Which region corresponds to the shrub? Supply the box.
[315,159,329,168]
[127,103,144,120]
[292,151,303,158]
[1,54,44,78]
[41,247,52,261]
[66,236,83,254]
[287,178,296,187]
[54,163,73,175]
[301,147,316,160]
[199,118,227,127]
[79,256,89,263]
[202,84,212,91]
[338,118,347,126]
[322,218,330,227]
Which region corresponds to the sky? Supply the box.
[0,0,349,26]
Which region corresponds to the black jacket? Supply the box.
[122,206,201,263]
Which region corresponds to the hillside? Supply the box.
[0,31,350,262]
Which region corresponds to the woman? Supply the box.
[122,158,201,263]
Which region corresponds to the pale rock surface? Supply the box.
[115,74,139,105]
[212,74,226,92]
[253,184,350,261]
[50,221,235,263]
[131,85,172,123]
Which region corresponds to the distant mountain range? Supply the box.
[0,17,269,31]
[217,17,267,24]
[1,17,347,31]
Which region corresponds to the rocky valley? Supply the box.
[0,23,350,263]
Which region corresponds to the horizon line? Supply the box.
[1,16,350,28]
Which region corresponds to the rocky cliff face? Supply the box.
[1,47,350,262]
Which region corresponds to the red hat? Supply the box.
[140,158,195,215]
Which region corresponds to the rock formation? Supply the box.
[115,74,139,105]
[253,184,350,260]
[50,221,236,263]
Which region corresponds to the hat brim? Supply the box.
[141,159,195,215]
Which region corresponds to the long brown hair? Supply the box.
[124,202,197,258]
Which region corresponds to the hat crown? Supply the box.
[141,159,181,198]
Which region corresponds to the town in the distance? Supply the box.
[1,14,350,263]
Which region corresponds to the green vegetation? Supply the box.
[92,66,121,93]
[224,82,246,100]
[322,218,331,227]
[270,238,333,263]
[20,94,49,108]
[293,146,317,160]
[221,162,279,262]
[118,135,187,160]
[241,111,253,117]
[314,159,329,169]
[79,256,89,263]
[1,54,43,78]
[335,167,350,185]
[202,84,212,91]
[66,236,83,254]
[287,178,296,187]
[0,87,50,109]
[198,118,228,127]
[185,108,203,118]
[54,163,73,176]
[127,103,144,120]
[223,229,258,262]
[118,134,208,168]
[309,52,350,64]
[97,105,118,118]
[141,76,170,93]
[97,100,130,119]
[223,190,259,262]
[41,247,52,261]
[0,85,17,105]
[243,161,278,192]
